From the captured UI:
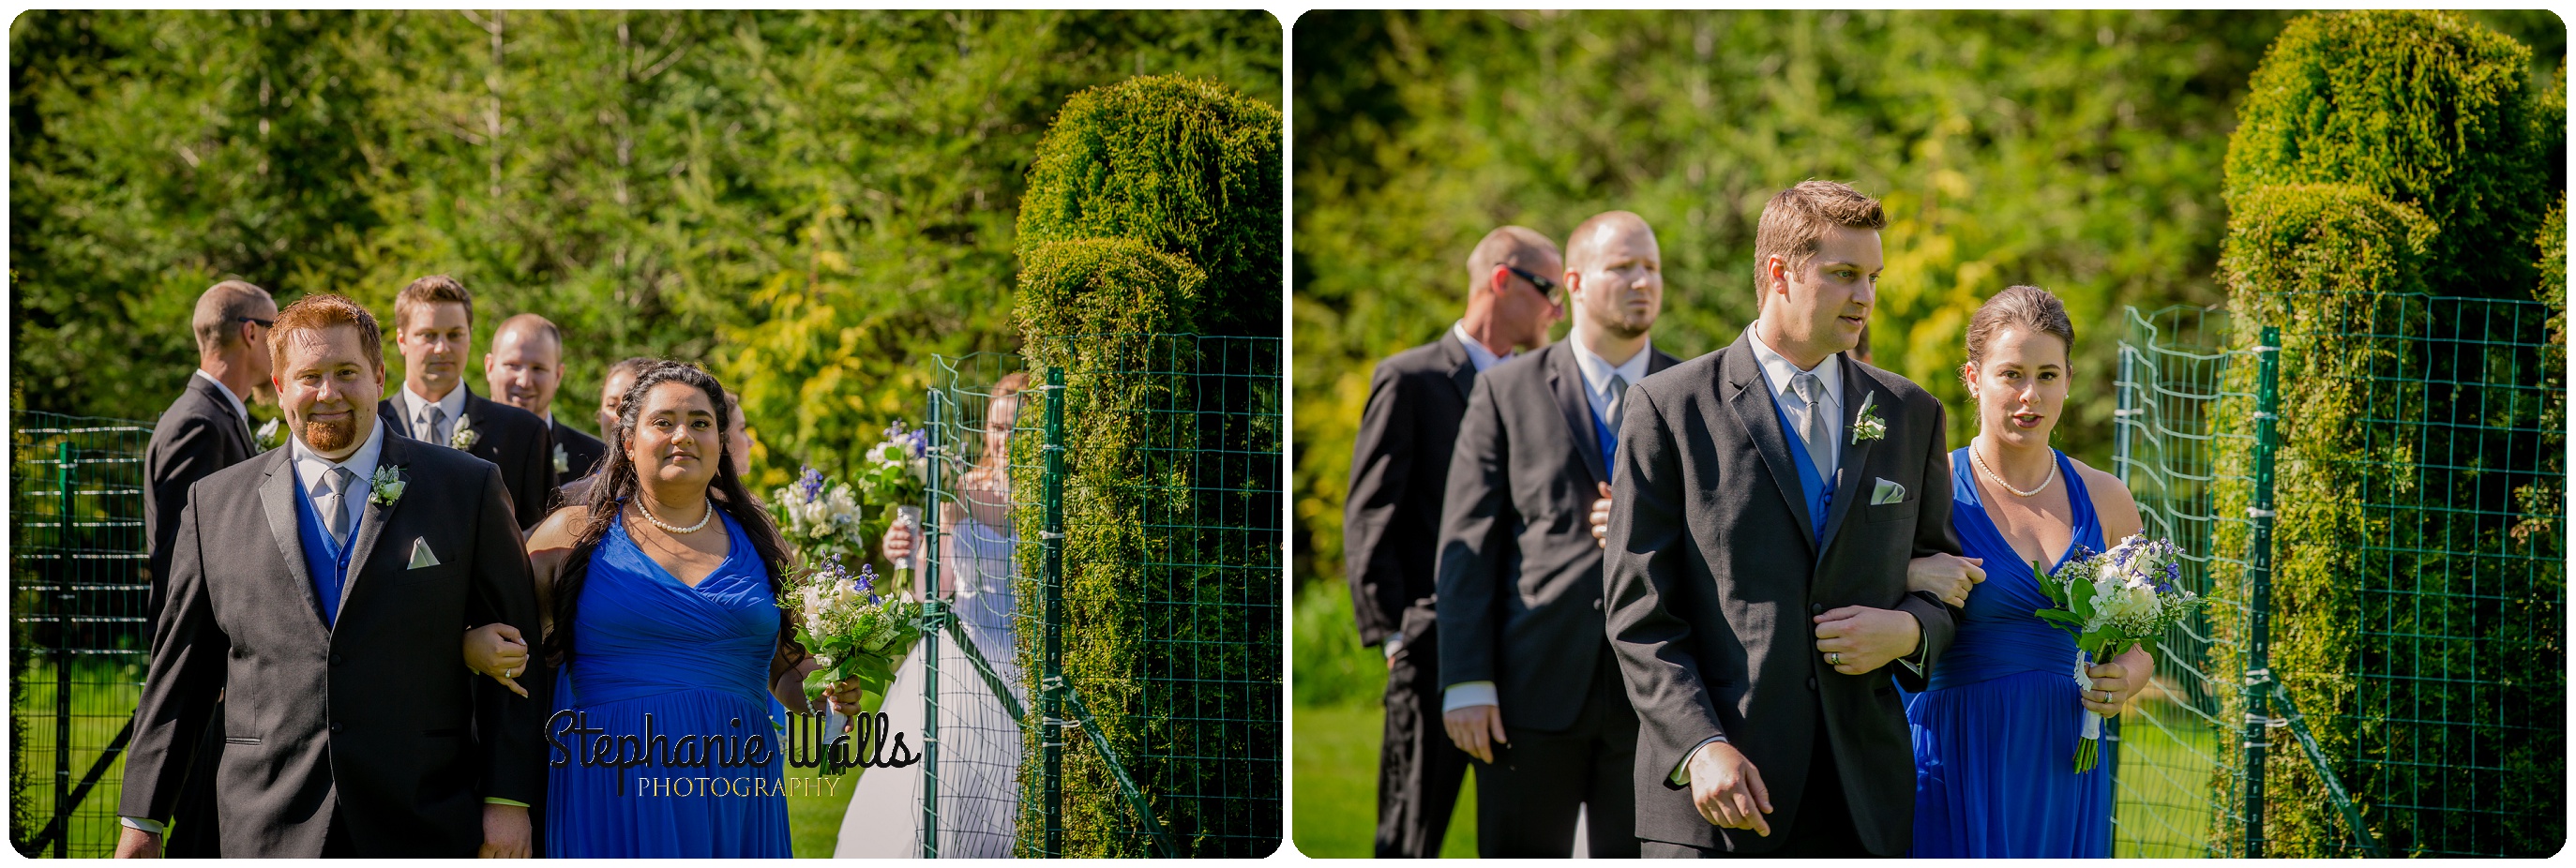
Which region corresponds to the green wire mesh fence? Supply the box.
[10,412,156,858]
[2113,296,2565,858]
[916,337,1283,858]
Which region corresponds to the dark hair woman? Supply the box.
[464,361,809,857]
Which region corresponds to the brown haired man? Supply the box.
[1346,225,1562,857]
[1602,181,1962,856]
[379,276,555,531]
[117,294,544,857]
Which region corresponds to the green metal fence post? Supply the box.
[1040,367,1067,858]
[920,389,943,859]
[53,440,73,859]
[2240,326,2281,859]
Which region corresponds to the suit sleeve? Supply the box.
[509,421,556,532]
[145,415,236,614]
[467,464,548,803]
[1432,376,1514,692]
[1341,362,1419,648]
[118,498,231,823]
[1601,386,1731,783]
[1891,397,1963,691]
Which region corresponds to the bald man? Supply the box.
[1347,225,1563,857]
[138,279,279,856]
[484,314,607,482]
[1435,212,1676,857]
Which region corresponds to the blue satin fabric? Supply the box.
[1906,447,2115,858]
[546,509,791,858]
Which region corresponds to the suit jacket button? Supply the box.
[329,722,342,732]
[1807,677,1818,691]
[1810,603,1825,616]
[329,654,343,666]
[1592,599,1604,611]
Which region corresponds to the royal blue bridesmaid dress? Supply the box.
[1906,447,2115,858]
[545,509,793,858]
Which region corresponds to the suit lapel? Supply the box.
[379,397,413,440]
[1440,332,1477,403]
[1815,357,1879,558]
[334,435,404,626]
[1546,344,1611,486]
[256,449,329,630]
[1720,337,1817,553]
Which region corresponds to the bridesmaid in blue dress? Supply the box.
[1898,286,2151,858]
[468,362,822,857]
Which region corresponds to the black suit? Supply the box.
[1602,332,1961,855]
[379,384,555,531]
[1437,339,1676,857]
[140,373,257,856]
[1343,330,1479,857]
[551,415,607,484]
[119,430,547,856]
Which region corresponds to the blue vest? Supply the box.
[1589,402,1619,473]
[1770,395,1833,540]
[292,473,361,628]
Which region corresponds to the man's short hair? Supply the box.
[191,280,273,356]
[1465,225,1559,294]
[1564,211,1653,272]
[1753,181,1887,292]
[493,313,563,352]
[393,275,475,334]
[268,293,384,375]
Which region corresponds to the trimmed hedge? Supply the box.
[1018,74,1283,336]
[2222,9,2555,297]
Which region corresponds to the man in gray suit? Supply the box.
[1345,226,1561,857]
[1602,181,1960,857]
[377,275,556,531]
[117,293,545,858]
[1437,212,1676,857]
[139,279,277,857]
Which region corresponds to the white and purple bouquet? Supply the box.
[771,465,866,566]
[852,421,931,590]
[791,557,922,701]
[2030,532,2206,772]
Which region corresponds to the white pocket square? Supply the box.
[1872,477,1907,505]
[407,537,442,570]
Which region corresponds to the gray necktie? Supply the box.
[1604,374,1630,439]
[421,405,447,444]
[1789,371,1836,485]
[321,467,356,547]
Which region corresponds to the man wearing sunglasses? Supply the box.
[1348,225,1562,857]
[137,278,279,856]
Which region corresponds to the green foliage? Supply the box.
[10,10,1281,518]
[2210,13,2566,854]
[1011,78,1282,857]
[1292,10,2297,590]
[1017,75,1283,337]
[1291,579,1379,709]
[2222,9,2558,297]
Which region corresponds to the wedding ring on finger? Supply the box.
[1827,651,1843,666]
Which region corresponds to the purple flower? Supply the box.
[797,466,826,503]
[854,562,878,595]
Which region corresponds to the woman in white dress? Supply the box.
[835,373,1029,858]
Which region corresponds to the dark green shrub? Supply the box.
[2223,10,2553,297]
[1017,75,1282,337]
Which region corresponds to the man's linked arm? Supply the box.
[469,464,547,804]
[1601,387,1730,787]
[1891,397,1962,691]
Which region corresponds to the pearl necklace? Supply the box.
[636,495,716,534]
[1971,442,2057,498]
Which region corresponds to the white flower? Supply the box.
[449,421,480,451]
[553,443,570,474]
[256,417,283,447]
[1849,393,1888,444]
[368,466,407,506]
[816,654,834,666]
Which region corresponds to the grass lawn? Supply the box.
[2112,698,2224,858]
[1292,703,1475,858]
[787,741,865,857]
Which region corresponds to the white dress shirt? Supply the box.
[290,417,387,544]
[396,381,471,445]
[1747,322,1844,470]
[193,368,251,434]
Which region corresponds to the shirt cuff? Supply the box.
[1441,681,1499,713]
[483,797,530,808]
[1900,612,1927,675]
[1382,636,1403,660]
[1670,734,1730,785]
[120,816,164,835]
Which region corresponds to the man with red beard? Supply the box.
[117,294,545,857]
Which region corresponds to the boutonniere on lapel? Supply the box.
[553,442,570,474]
[369,466,408,506]
[449,416,480,451]
[1850,391,1888,445]
[256,417,283,449]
